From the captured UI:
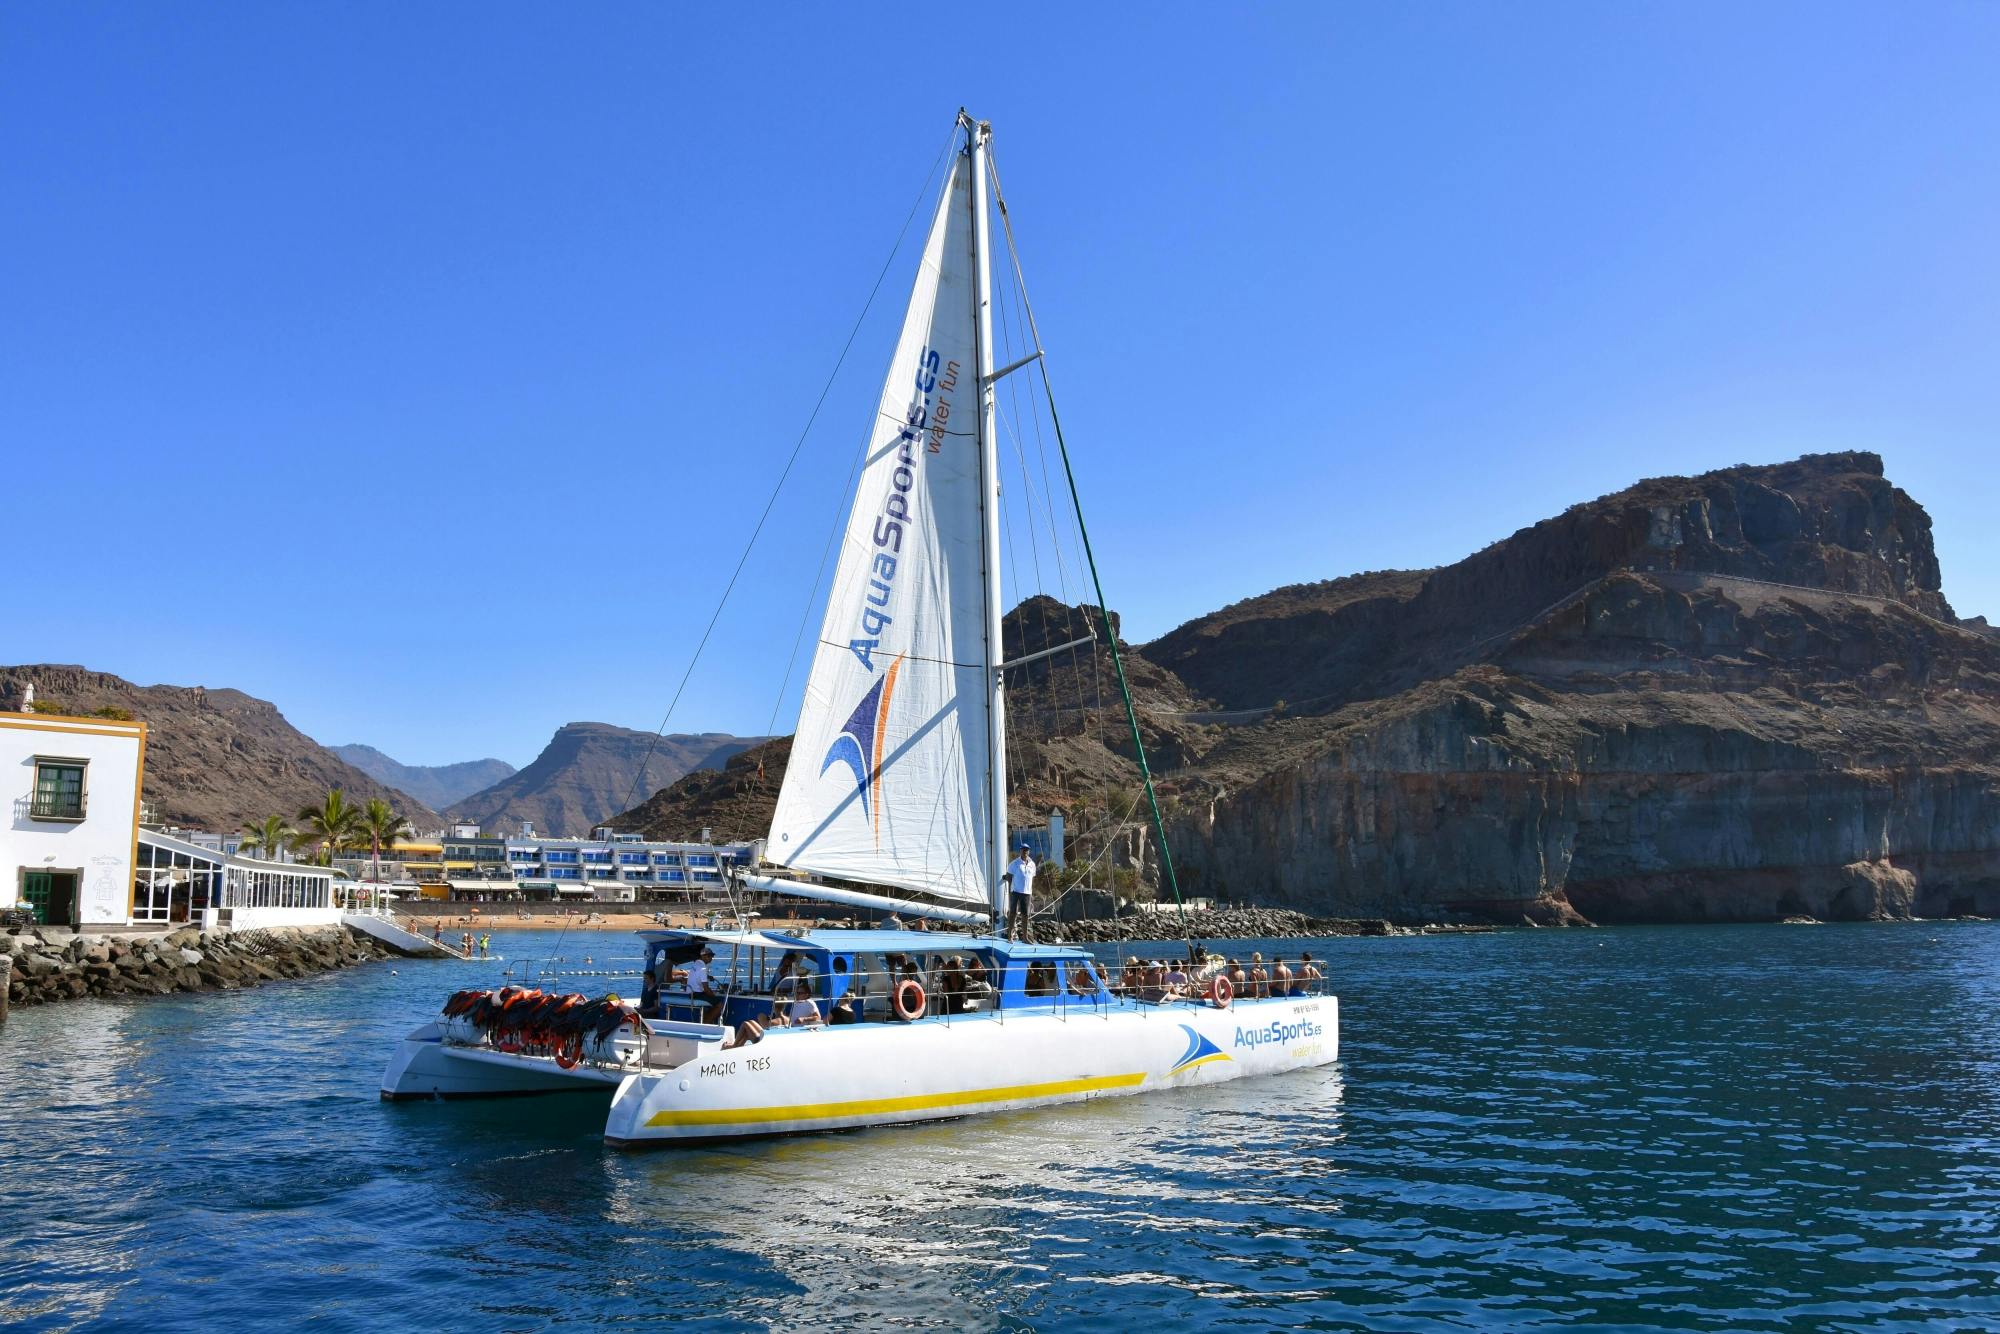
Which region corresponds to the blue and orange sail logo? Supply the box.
[819,652,904,846]
[1168,1024,1232,1076]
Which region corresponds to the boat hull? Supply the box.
[381,1022,625,1100]
[602,994,1336,1146]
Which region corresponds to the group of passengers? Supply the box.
[713,949,1015,1048]
[1019,959,1104,999]
[1114,951,1322,1001]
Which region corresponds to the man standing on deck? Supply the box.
[1003,845,1038,943]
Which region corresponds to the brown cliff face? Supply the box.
[610,452,2000,926]
[0,665,440,832]
[613,737,792,842]
[1154,454,1999,924]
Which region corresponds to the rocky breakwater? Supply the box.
[3,925,394,1008]
[1049,908,1417,944]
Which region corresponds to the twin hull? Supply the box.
[383,995,1338,1146]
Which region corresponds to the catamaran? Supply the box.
[381,112,1339,1145]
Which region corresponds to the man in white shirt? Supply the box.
[682,945,722,1022]
[1003,845,1038,943]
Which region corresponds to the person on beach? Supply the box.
[1003,845,1038,943]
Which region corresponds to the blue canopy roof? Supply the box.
[638,926,1092,960]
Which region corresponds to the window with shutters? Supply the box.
[30,758,87,820]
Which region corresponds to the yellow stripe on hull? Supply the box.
[644,1071,1146,1129]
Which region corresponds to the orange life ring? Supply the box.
[893,979,927,1021]
[1207,974,1234,1010]
[553,1034,582,1069]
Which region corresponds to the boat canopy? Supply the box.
[636,926,1095,962]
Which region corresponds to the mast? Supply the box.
[967,112,1009,924]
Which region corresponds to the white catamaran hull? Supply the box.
[603,995,1336,1146]
[383,996,1335,1143]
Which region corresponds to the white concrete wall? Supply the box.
[0,714,146,927]
[227,905,344,930]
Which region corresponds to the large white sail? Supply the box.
[766,148,996,906]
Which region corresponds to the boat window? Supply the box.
[1064,959,1104,997]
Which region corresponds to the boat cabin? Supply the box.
[636,928,1113,1029]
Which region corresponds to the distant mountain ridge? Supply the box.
[445,723,770,837]
[0,666,441,832]
[331,744,516,811]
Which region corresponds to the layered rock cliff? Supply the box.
[613,451,2000,925]
[1157,454,2000,923]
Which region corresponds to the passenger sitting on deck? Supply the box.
[1248,953,1270,998]
[722,1017,764,1049]
[1294,953,1322,996]
[1067,961,1100,999]
[1271,956,1293,996]
[962,955,995,1008]
[684,946,724,1023]
[1163,959,1189,998]
[935,956,966,1011]
[828,960,860,1024]
[774,976,822,1028]
[1227,959,1248,993]
[1138,960,1165,1002]
[1024,961,1056,997]
[1118,958,1141,995]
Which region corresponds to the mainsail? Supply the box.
[765,145,999,907]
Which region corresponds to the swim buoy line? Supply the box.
[894,979,927,1021]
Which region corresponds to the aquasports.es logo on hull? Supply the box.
[818,344,960,845]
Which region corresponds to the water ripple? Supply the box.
[6,923,2000,1329]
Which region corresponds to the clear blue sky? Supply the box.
[5,4,1996,768]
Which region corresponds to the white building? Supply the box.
[504,829,752,905]
[135,829,342,930]
[1,712,148,928]
[3,709,342,931]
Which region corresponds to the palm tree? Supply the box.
[239,814,300,861]
[298,788,363,867]
[357,796,414,884]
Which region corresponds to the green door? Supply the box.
[22,871,52,924]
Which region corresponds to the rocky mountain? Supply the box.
[614,451,2000,926]
[445,723,769,837]
[330,744,516,811]
[0,666,441,832]
[614,737,793,844]
[1159,451,2000,924]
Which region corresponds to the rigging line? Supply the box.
[1002,244,1099,798]
[616,125,957,822]
[986,142,1189,934]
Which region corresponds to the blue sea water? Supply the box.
[4,923,2000,1331]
